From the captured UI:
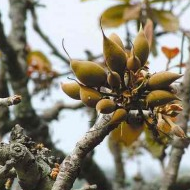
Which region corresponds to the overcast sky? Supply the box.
[1,0,190,180]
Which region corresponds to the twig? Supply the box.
[0,95,22,107]
[165,59,171,71]
[28,3,69,64]
[74,184,97,190]
[177,0,190,17]
[41,101,84,121]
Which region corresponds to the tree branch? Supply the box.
[52,114,115,190]
[0,95,22,107]
[41,101,84,122]
[0,13,25,81]
[28,1,69,64]
[75,184,97,190]
[111,141,126,189]
[0,124,56,190]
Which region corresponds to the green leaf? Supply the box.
[101,4,128,28]
[101,4,140,28]
[144,127,167,158]
[151,9,179,32]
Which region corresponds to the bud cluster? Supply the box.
[61,24,184,138]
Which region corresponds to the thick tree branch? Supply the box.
[52,114,117,190]
[0,124,56,190]
[160,41,190,190]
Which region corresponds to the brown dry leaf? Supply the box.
[171,125,186,138]
[110,121,143,147]
[162,115,186,138]
[157,117,172,134]
[161,46,180,60]
[144,19,154,48]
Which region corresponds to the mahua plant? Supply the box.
[61,19,185,150]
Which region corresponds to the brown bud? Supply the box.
[107,70,121,89]
[71,60,107,87]
[132,26,149,66]
[96,99,116,114]
[146,90,180,107]
[109,108,127,125]
[80,86,102,108]
[109,33,125,50]
[127,54,141,72]
[61,82,80,100]
[147,71,183,90]
[101,25,127,76]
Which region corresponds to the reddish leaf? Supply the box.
[161,46,180,59]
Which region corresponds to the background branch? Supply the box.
[41,101,84,122]
[28,2,69,64]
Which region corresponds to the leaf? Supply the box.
[101,5,128,28]
[144,19,154,48]
[157,117,172,134]
[101,4,140,28]
[123,4,141,22]
[110,121,143,147]
[144,126,167,158]
[161,46,180,59]
[151,9,179,32]
[27,51,52,74]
